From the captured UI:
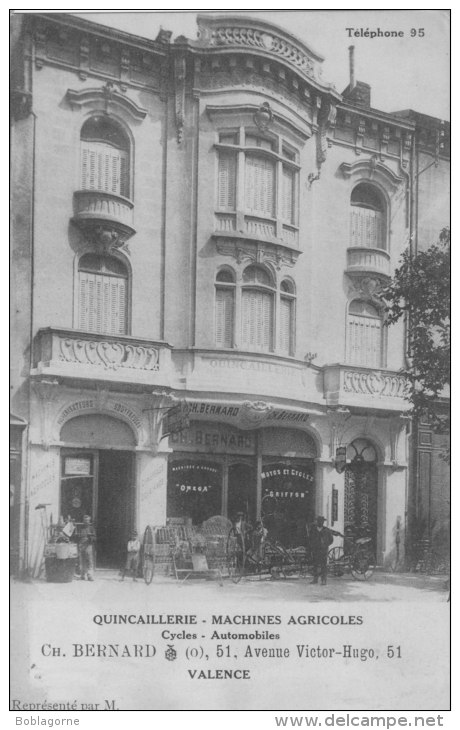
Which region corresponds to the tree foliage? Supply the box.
[382,228,450,432]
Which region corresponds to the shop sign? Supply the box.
[163,401,190,436]
[332,487,339,524]
[64,457,91,476]
[170,424,255,454]
[334,446,347,473]
[261,467,314,482]
[186,401,309,427]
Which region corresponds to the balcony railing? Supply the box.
[33,328,172,385]
[213,212,299,256]
[72,190,136,246]
[324,364,410,411]
[346,247,391,276]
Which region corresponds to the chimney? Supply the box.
[349,45,355,90]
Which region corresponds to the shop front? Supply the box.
[167,421,318,541]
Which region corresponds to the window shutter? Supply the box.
[351,207,384,249]
[218,152,236,209]
[80,142,129,197]
[215,288,234,348]
[241,289,273,351]
[78,271,127,335]
[282,166,295,223]
[280,296,292,354]
[245,156,275,217]
[347,313,381,367]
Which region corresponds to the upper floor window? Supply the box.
[214,265,296,356]
[80,116,130,198]
[216,129,299,237]
[78,253,128,336]
[350,183,386,250]
[215,268,235,349]
[346,299,383,368]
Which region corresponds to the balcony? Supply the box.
[323,364,410,411]
[346,247,390,276]
[72,191,136,248]
[32,328,172,387]
[213,213,300,266]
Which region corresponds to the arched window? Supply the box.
[215,269,235,348]
[78,253,128,335]
[279,279,295,355]
[80,116,130,198]
[350,183,386,250]
[346,299,383,368]
[241,265,274,351]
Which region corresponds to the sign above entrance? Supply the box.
[64,457,92,476]
[186,400,310,429]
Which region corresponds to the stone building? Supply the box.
[10,12,448,575]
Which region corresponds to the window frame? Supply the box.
[75,252,131,337]
[214,265,296,357]
[349,182,387,252]
[215,127,300,238]
[345,298,385,368]
[80,115,132,201]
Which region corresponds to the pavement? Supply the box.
[10,569,450,711]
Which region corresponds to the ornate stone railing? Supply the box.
[33,329,172,385]
[245,215,276,239]
[197,15,322,83]
[346,247,390,276]
[324,364,410,410]
[215,213,236,233]
[72,191,136,247]
[281,224,299,247]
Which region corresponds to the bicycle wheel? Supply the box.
[425,552,450,576]
[227,529,245,583]
[350,549,374,581]
[143,556,154,585]
[328,546,345,577]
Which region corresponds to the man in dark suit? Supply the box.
[308,516,334,585]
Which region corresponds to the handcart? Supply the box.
[142,516,231,585]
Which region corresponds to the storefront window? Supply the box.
[261,462,315,547]
[167,460,222,525]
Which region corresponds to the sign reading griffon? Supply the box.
[162,400,190,437]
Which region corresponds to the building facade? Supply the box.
[10,13,448,576]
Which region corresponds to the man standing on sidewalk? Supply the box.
[79,514,96,581]
[309,516,334,585]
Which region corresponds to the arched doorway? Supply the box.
[60,413,136,568]
[345,438,378,556]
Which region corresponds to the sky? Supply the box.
[73,9,450,121]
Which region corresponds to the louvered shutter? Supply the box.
[81,141,129,197]
[215,288,234,348]
[241,289,273,350]
[351,207,384,249]
[245,156,275,217]
[280,296,293,354]
[347,314,381,367]
[282,166,295,223]
[218,152,236,209]
[78,271,127,335]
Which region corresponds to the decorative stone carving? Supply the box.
[174,54,186,144]
[59,337,160,372]
[31,379,60,448]
[253,101,273,132]
[326,407,351,460]
[214,237,299,269]
[66,85,147,121]
[339,159,404,193]
[239,401,273,429]
[72,191,136,249]
[316,98,337,169]
[343,370,408,399]
[197,21,318,81]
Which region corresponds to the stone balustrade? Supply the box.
[324,363,410,411]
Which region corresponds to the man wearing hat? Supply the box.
[122,530,141,581]
[308,516,334,585]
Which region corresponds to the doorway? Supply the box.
[60,449,134,569]
[227,462,256,522]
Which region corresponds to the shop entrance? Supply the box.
[261,461,315,547]
[345,439,378,556]
[60,449,134,568]
[228,462,256,522]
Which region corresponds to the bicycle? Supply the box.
[327,532,375,581]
